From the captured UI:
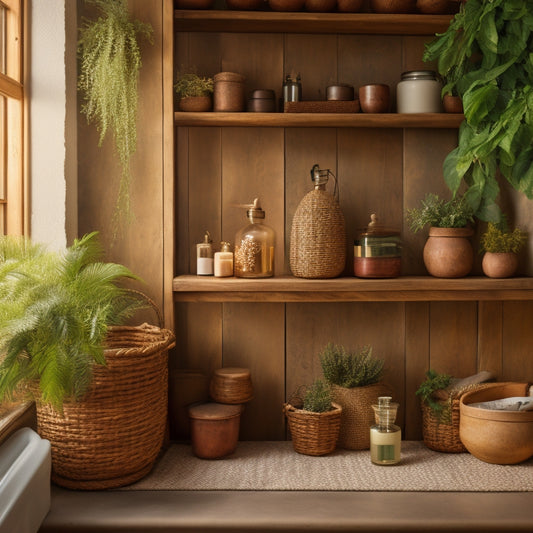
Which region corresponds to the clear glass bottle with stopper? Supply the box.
[234,198,275,278]
[370,396,401,465]
[196,231,214,276]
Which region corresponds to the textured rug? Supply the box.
[122,441,533,492]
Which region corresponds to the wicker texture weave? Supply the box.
[36,323,175,490]
[290,189,346,279]
[331,382,390,450]
[284,402,342,456]
[210,367,253,405]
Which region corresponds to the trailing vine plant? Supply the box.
[78,0,153,231]
[423,0,533,223]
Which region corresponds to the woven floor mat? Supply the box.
[121,441,533,492]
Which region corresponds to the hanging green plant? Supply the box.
[78,0,153,229]
[423,0,533,222]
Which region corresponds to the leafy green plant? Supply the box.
[416,369,452,416]
[319,343,384,389]
[480,222,527,253]
[0,232,145,411]
[78,0,153,228]
[423,0,533,222]
[302,379,334,413]
[406,193,475,233]
[175,72,214,98]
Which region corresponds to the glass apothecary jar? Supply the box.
[370,396,401,465]
[234,198,275,278]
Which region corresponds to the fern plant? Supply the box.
[78,0,153,230]
[415,369,452,417]
[0,232,144,411]
[319,343,384,389]
[480,222,527,253]
[302,379,334,413]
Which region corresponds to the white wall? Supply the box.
[30,0,76,248]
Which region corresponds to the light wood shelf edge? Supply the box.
[173,275,533,302]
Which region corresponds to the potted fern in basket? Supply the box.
[175,70,214,112]
[319,343,388,450]
[283,378,342,456]
[0,232,175,489]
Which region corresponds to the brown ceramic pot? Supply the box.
[416,0,457,13]
[305,0,337,11]
[337,0,364,11]
[482,252,519,279]
[359,84,390,113]
[423,226,474,278]
[226,0,265,9]
[370,0,416,13]
[176,0,215,8]
[179,95,212,112]
[443,94,463,113]
[460,383,533,465]
[268,0,306,10]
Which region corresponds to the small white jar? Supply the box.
[396,70,443,113]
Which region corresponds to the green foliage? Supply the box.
[302,379,334,413]
[480,222,527,253]
[319,343,384,389]
[415,370,452,415]
[406,193,475,233]
[423,0,533,222]
[174,72,214,98]
[78,0,153,229]
[0,232,145,411]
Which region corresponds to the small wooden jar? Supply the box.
[189,403,244,459]
[210,367,253,404]
[247,89,276,112]
[214,72,246,112]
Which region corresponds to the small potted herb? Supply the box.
[283,378,342,456]
[174,71,214,112]
[480,222,527,278]
[406,193,475,278]
[319,343,388,450]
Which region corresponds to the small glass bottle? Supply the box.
[196,231,214,276]
[370,396,401,465]
[234,198,275,278]
[214,242,234,278]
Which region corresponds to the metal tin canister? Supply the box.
[396,70,442,113]
[354,214,401,278]
[247,89,277,112]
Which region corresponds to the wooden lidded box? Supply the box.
[210,367,253,404]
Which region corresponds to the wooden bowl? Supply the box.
[226,0,266,9]
[305,0,337,11]
[443,94,463,114]
[359,84,390,113]
[269,0,306,11]
[370,0,416,12]
[337,0,364,11]
[460,383,533,464]
[176,0,215,8]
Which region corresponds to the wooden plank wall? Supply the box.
[173,30,533,441]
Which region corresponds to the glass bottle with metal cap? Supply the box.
[196,230,214,276]
[234,198,275,278]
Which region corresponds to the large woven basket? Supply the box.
[283,402,342,456]
[331,382,390,450]
[290,188,346,279]
[421,382,494,453]
[36,323,175,490]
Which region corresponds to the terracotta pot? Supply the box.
[443,94,463,113]
[359,84,390,113]
[179,95,212,112]
[337,0,364,11]
[423,226,474,278]
[305,0,337,11]
[460,383,533,465]
[482,252,519,279]
[268,0,305,10]
[416,0,457,13]
[370,0,416,13]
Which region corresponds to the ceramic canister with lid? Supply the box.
[396,70,442,113]
[214,71,246,112]
[354,214,401,278]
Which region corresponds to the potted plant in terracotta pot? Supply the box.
[283,378,342,456]
[407,193,475,278]
[480,222,527,278]
[0,232,175,489]
[175,71,214,112]
[319,343,388,450]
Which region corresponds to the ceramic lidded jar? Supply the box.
[397,70,443,113]
[214,72,246,112]
[354,214,401,278]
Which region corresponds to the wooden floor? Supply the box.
[39,486,533,533]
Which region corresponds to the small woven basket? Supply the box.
[283,402,342,456]
[421,382,494,453]
[36,323,175,490]
[331,382,390,450]
[209,367,253,404]
[290,188,346,279]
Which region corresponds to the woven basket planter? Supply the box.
[331,382,390,450]
[36,323,175,490]
[283,402,342,456]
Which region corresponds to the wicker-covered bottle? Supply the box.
[290,165,346,278]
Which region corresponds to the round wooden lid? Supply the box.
[213,367,251,379]
[189,402,244,420]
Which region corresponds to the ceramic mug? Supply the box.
[359,84,390,113]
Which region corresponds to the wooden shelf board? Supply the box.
[174,10,454,35]
[175,112,464,128]
[173,275,533,302]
